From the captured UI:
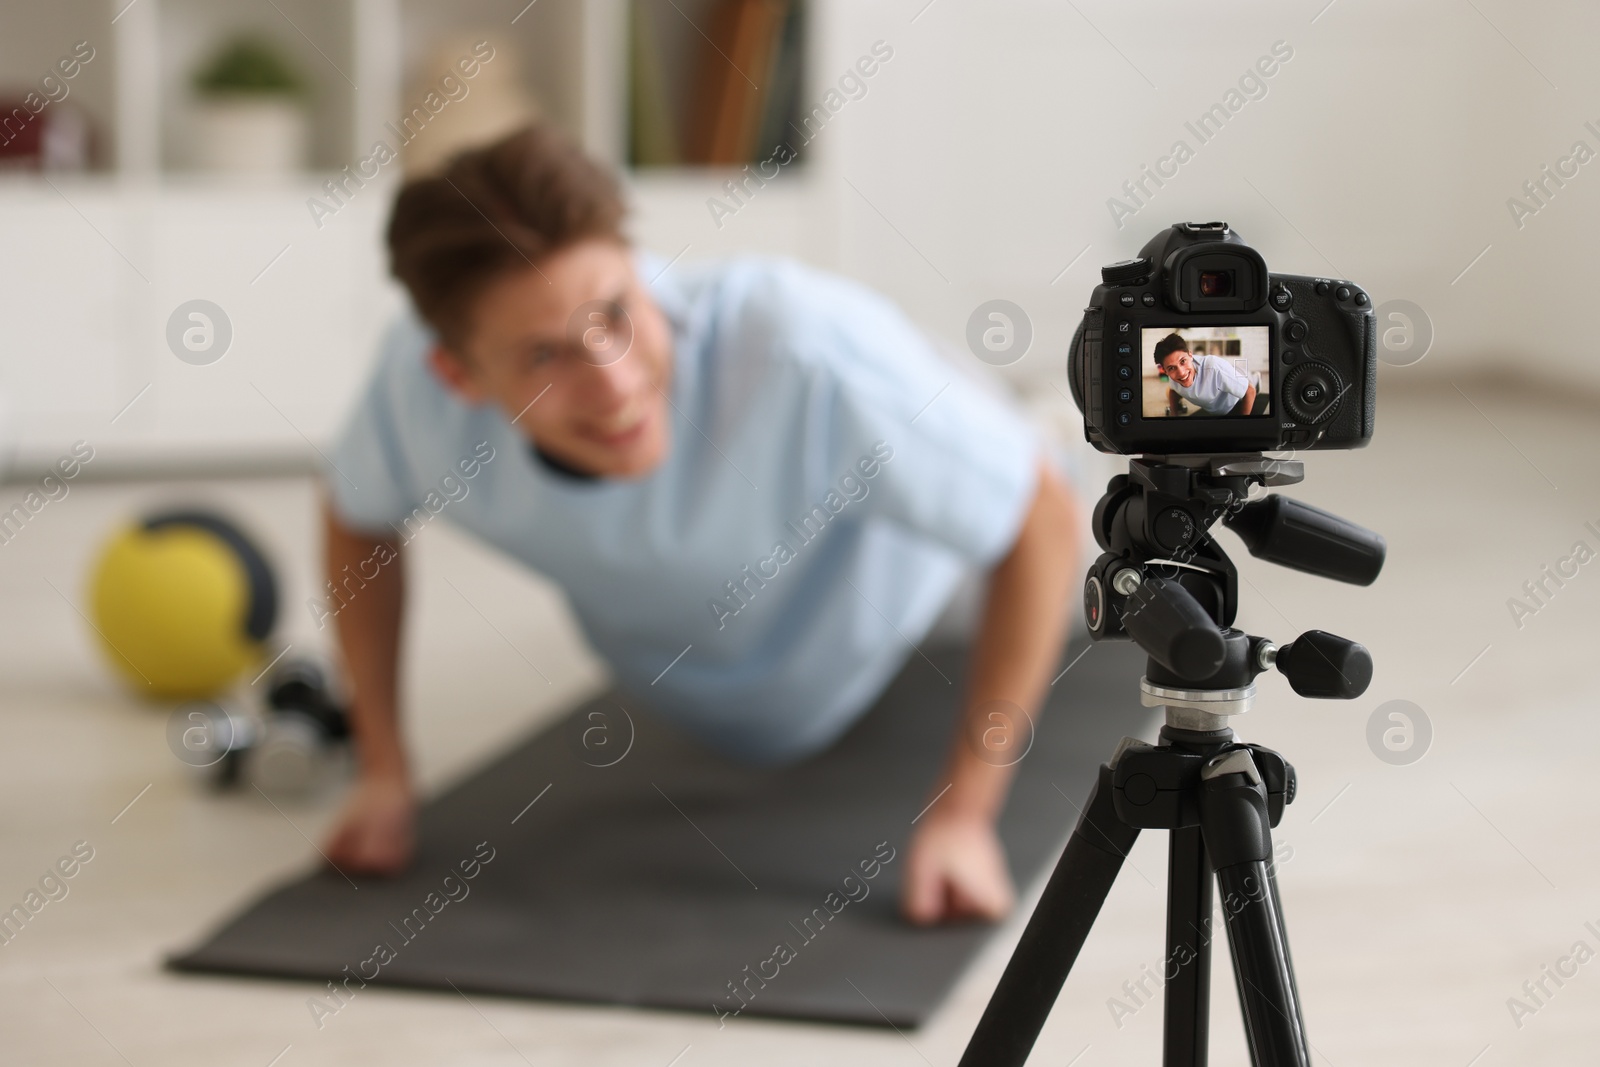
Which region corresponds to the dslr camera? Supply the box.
[1068,221,1376,455]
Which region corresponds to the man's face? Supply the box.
[433,238,672,478]
[1160,348,1196,388]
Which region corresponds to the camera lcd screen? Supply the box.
[1142,326,1271,418]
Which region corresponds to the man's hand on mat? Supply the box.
[324,776,416,876]
[901,812,1015,926]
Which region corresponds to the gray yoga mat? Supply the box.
[169,634,1154,1027]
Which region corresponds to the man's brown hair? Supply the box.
[387,123,627,349]
[1152,332,1190,366]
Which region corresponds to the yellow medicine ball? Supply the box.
[89,510,278,700]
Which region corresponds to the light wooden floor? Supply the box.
[1,383,1594,1066]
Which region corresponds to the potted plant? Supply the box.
[188,36,309,175]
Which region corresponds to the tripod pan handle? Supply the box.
[1120,575,1227,680]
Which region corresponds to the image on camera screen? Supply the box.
[1142,326,1271,419]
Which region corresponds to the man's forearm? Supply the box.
[323,500,408,783]
[938,462,1080,821]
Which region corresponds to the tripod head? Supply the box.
[1084,453,1384,730]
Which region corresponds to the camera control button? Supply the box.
[1283,362,1344,425]
[1117,342,1132,355]
[1117,387,1133,403]
[1354,292,1369,306]
[1117,365,1133,380]
[1119,293,1136,307]
[1117,411,1132,426]
[1286,320,1308,342]
[1117,320,1131,333]
[1270,286,1293,310]
[1335,285,1352,301]
[1141,293,1156,307]
[1315,281,1331,296]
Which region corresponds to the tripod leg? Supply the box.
[1199,751,1310,1067]
[1264,847,1309,1049]
[1163,826,1213,1067]
[958,763,1140,1067]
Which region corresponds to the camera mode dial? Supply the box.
[1101,258,1151,287]
[1283,362,1344,425]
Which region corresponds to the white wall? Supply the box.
[813,0,1600,393]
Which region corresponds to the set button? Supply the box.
[1283,361,1344,425]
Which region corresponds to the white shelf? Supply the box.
[0,0,840,474]
[2,0,624,179]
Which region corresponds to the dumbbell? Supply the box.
[248,659,351,794]
[177,659,350,793]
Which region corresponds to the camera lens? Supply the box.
[1198,270,1234,298]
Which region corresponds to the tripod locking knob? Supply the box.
[1273,630,1373,699]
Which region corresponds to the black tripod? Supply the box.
[959,455,1385,1067]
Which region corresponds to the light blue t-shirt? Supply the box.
[1169,353,1250,414]
[326,255,1039,763]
